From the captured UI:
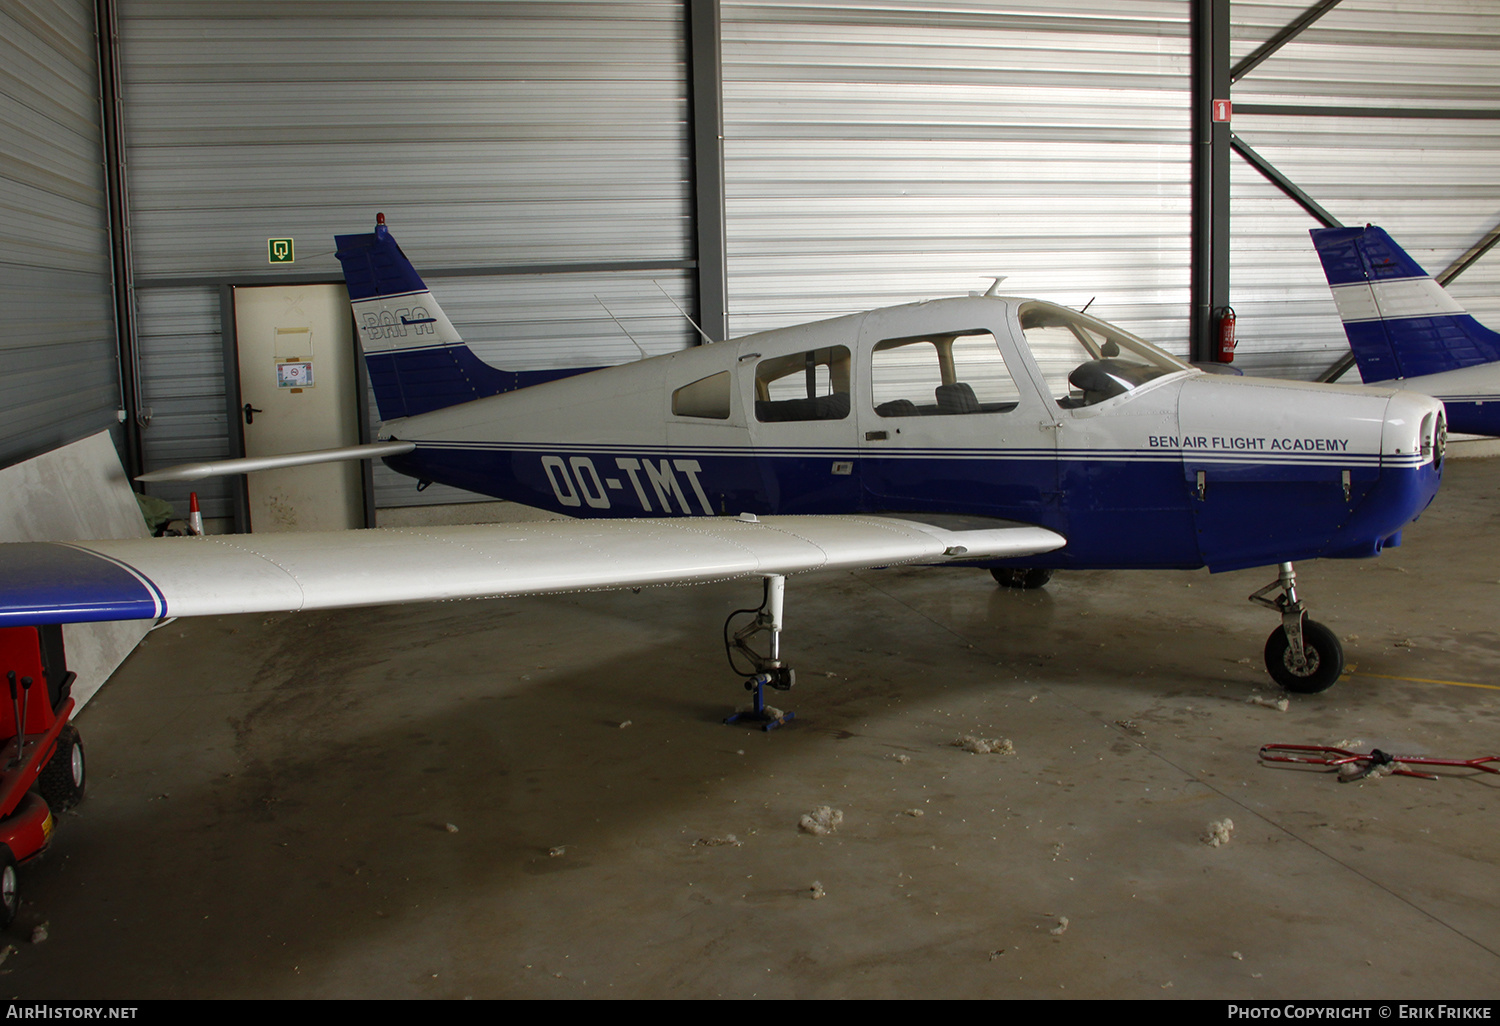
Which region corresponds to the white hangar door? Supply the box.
[233,285,363,532]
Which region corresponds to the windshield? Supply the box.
[1016,301,1188,408]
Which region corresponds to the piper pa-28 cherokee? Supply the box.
[1,216,1446,708]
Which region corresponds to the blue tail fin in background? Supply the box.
[335,217,586,421]
[1310,225,1500,382]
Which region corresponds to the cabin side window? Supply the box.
[672,371,732,419]
[754,346,852,422]
[870,330,1020,417]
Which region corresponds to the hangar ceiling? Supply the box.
[2,0,1497,517]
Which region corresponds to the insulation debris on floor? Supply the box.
[799,806,843,835]
[952,735,1015,755]
[1202,818,1235,847]
[695,834,742,847]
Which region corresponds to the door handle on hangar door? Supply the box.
[243,403,263,425]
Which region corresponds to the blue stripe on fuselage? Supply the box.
[385,444,1437,573]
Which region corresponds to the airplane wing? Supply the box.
[0,515,1065,628]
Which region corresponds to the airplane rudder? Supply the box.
[335,217,486,420]
[1311,224,1500,380]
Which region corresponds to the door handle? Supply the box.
[243,403,263,425]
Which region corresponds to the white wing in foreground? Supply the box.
[0,515,1065,627]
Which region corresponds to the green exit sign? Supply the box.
[268,238,295,263]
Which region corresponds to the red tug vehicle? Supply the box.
[0,624,86,927]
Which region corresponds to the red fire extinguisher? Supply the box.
[1217,306,1237,363]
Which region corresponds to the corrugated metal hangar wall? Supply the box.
[0,0,119,467]
[3,1,1498,516]
[117,0,698,514]
[1227,0,1500,378]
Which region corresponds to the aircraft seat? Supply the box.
[754,391,851,422]
[935,382,980,414]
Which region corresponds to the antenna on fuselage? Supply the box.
[594,295,649,361]
[1081,296,1096,313]
[972,277,1008,298]
[653,280,715,345]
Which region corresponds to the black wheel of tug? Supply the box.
[990,567,1054,590]
[0,846,19,929]
[1264,619,1343,694]
[38,726,85,812]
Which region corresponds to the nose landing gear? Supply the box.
[1250,562,1345,693]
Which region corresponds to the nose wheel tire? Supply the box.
[1264,619,1344,693]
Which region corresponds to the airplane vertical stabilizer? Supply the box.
[334,217,585,421]
[1311,225,1500,382]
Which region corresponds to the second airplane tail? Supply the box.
[1311,225,1500,383]
[334,215,585,421]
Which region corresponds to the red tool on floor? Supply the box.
[1260,743,1500,782]
[0,625,87,927]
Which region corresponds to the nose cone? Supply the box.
[1328,390,1445,558]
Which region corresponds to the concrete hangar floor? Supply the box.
[6,459,1500,1000]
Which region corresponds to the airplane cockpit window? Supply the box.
[754,346,852,422]
[1016,301,1187,408]
[672,371,732,419]
[871,330,1020,417]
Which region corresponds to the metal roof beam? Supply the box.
[1438,222,1500,287]
[1231,0,1345,84]
[1230,134,1344,230]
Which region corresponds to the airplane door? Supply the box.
[741,336,861,513]
[855,303,1060,521]
[232,284,365,532]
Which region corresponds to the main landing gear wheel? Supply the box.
[990,567,1053,590]
[1264,618,1344,693]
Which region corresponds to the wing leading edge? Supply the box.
[0,516,1065,628]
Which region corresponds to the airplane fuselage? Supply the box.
[1362,362,1500,438]
[375,295,1444,575]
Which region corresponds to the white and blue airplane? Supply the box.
[0,217,1449,701]
[1312,224,1500,437]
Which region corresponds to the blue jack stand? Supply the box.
[724,671,795,732]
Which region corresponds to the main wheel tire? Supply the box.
[38,725,84,812]
[1264,619,1344,693]
[0,846,19,929]
[990,567,1054,590]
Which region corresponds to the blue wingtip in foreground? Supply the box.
[334,214,587,421]
[1311,224,1500,436]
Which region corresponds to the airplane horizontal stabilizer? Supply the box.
[0,516,1065,628]
[135,441,417,483]
[1311,225,1500,381]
